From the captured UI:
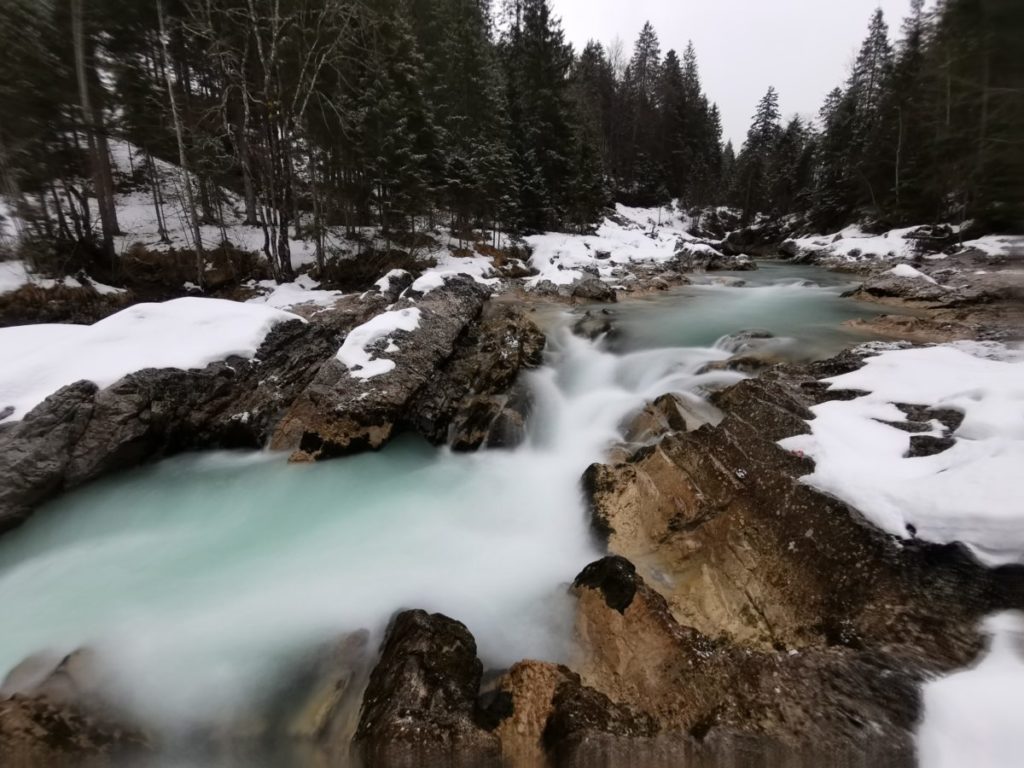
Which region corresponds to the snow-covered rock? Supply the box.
[779,341,1024,566]
[0,297,301,423]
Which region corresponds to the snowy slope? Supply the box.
[780,342,1024,566]
[524,203,692,286]
[0,298,300,422]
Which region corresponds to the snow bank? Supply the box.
[779,342,1024,565]
[245,274,343,310]
[887,263,937,283]
[524,203,692,286]
[917,612,1024,768]
[791,226,920,263]
[336,308,421,380]
[374,269,410,293]
[0,298,301,422]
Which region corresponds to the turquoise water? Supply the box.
[0,266,892,728]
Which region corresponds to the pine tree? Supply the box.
[733,86,782,221]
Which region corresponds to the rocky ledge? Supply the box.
[0,277,545,534]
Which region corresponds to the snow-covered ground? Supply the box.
[958,234,1024,259]
[789,225,922,263]
[780,341,1024,566]
[523,203,692,286]
[0,298,300,423]
[918,612,1024,768]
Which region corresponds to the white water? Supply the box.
[0,266,889,728]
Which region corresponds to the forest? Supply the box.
[0,0,1020,284]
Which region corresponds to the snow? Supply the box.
[245,274,343,310]
[411,250,500,294]
[958,235,1024,259]
[887,263,938,283]
[336,307,421,380]
[374,269,410,292]
[790,225,921,262]
[0,260,126,296]
[0,298,301,423]
[524,203,692,287]
[779,342,1024,566]
[917,612,1024,768]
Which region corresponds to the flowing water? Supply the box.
[0,264,893,734]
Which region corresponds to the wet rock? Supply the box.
[408,303,546,451]
[569,556,922,765]
[0,308,366,535]
[851,272,954,304]
[571,277,617,303]
[0,695,151,766]
[620,393,716,445]
[581,355,1014,660]
[271,278,491,460]
[571,310,616,341]
[354,610,500,767]
[715,329,774,355]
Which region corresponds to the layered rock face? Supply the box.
[0,277,545,534]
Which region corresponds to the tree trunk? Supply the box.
[71,0,120,264]
[157,0,205,287]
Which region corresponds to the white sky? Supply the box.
[551,0,927,147]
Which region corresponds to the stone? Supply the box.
[353,610,500,767]
[571,278,617,303]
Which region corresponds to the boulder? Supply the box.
[407,303,545,451]
[569,556,922,766]
[571,277,617,303]
[571,310,616,341]
[580,354,1019,662]
[0,695,150,767]
[353,610,500,767]
[0,309,365,535]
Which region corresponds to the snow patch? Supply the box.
[886,263,938,283]
[779,342,1024,566]
[245,274,343,310]
[0,298,301,422]
[336,308,422,380]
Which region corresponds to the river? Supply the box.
[0,263,896,740]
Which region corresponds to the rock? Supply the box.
[720,220,789,257]
[407,302,546,451]
[580,355,1017,664]
[572,310,616,341]
[851,272,955,304]
[0,280,542,534]
[620,392,718,445]
[675,242,759,272]
[0,695,150,766]
[569,556,923,765]
[374,269,414,302]
[270,278,493,460]
[906,434,956,457]
[353,610,500,767]
[0,308,367,535]
[571,278,617,303]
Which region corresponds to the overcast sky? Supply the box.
[551,0,926,147]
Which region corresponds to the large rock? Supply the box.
[569,556,923,766]
[0,695,150,766]
[0,312,359,535]
[271,280,544,460]
[571,277,617,303]
[353,610,500,767]
[581,353,1021,659]
[0,279,543,533]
